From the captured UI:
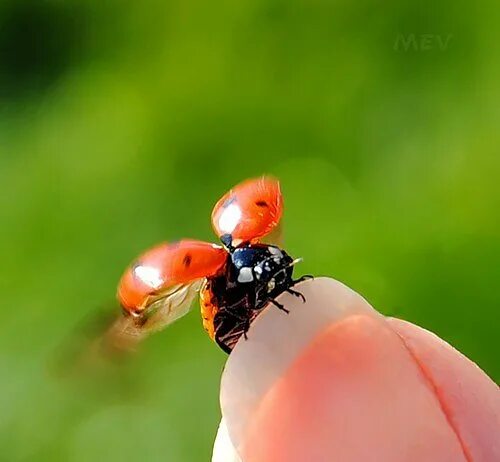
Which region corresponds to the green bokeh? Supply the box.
[0,0,498,460]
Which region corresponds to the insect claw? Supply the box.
[270,298,289,313]
[293,274,314,285]
[286,288,306,303]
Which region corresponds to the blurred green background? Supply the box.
[0,0,499,460]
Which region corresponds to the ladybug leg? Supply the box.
[214,311,249,354]
[219,305,253,330]
[269,298,289,314]
[286,288,306,303]
[241,298,254,340]
[225,317,250,340]
[292,274,314,285]
[225,310,246,321]
[243,320,250,340]
[226,294,255,321]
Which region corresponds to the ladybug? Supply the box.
[114,176,308,354]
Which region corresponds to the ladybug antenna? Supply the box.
[271,257,303,280]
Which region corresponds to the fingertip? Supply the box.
[212,419,241,462]
[240,314,469,461]
[218,278,499,462]
[219,277,380,457]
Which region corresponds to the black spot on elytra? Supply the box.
[183,254,192,267]
[255,200,268,207]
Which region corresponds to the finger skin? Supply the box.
[216,278,499,462]
[242,315,468,462]
[387,318,500,462]
[212,419,241,462]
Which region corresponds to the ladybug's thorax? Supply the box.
[229,244,293,294]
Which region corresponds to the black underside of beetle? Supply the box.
[207,243,304,353]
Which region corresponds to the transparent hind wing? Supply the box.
[103,279,203,353]
[140,279,203,335]
[52,283,205,377]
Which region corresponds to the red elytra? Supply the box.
[211,176,283,246]
[117,176,283,316]
[117,240,227,312]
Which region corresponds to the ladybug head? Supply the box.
[230,244,297,299]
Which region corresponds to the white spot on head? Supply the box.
[134,265,164,289]
[254,266,263,280]
[218,203,242,234]
[267,278,276,292]
[268,246,282,257]
[237,267,254,283]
